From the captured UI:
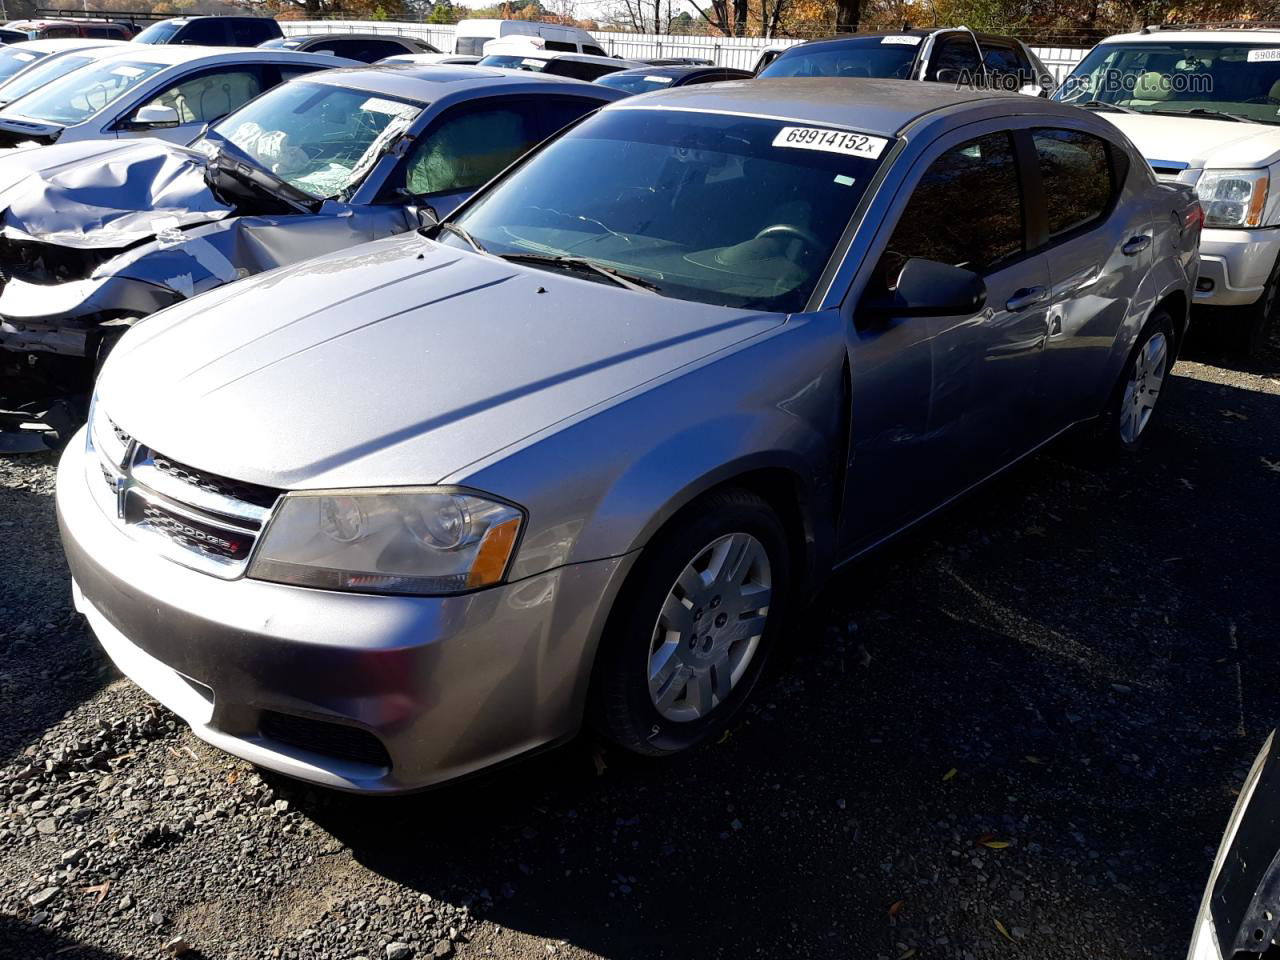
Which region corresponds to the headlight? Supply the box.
[1196,169,1269,227]
[248,488,523,596]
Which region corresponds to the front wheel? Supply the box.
[1233,268,1278,359]
[591,487,791,757]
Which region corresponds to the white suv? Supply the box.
[1057,28,1280,355]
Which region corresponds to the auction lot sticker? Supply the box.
[1247,48,1280,62]
[773,126,888,158]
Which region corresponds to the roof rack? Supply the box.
[1140,20,1280,33]
[35,7,171,22]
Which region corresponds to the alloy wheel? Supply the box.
[647,532,772,723]
[1119,331,1168,445]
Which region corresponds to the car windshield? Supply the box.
[0,46,48,84]
[479,54,547,71]
[4,58,165,125]
[206,81,425,200]
[448,108,886,312]
[0,53,97,107]
[759,36,918,80]
[133,21,180,44]
[595,71,679,94]
[1055,41,1280,123]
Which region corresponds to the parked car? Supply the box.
[377,53,482,66]
[595,63,752,95]
[480,49,640,81]
[1187,731,1280,960]
[0,39,127,110]
[0,65,624,448]
[1054,28,1280,356]
[260,33,440,63]
[57,79,1200,792]
[0,45,349,149]
[643,57,714,66]
[0,37,122,93]
[0,27,31,45]
[4,18,134,41]
[132,16,282,47]
[452,17,605,57]
[759,29,1055,96]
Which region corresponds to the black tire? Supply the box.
[1233,261,1279,360]
[591,487,792,757]
[1099,309,1176,454]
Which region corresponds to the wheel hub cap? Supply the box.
[1119,331,1168,445]
[647,532,772,723]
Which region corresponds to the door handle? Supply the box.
[1006,286,1048,311]
[1121,235,1151,256]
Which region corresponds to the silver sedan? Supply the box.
[57,78,1201,792]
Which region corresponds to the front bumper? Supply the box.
[1196,228,1280,307]
[56,433,633,793]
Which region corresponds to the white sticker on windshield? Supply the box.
[773,126,888,158]
[12,52,35,61]
[644,75,674,83]
[360,96,414,116]
[1247,48,1280,62]
[882,35,921,45]
[112,65,146,78]
[834,174,856,186]
[522,57,545,67]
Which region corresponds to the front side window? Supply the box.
[229,19,276,45]
[882,132,1023,277]
[133,21,181,44]
[208,81,424,199]
[138,68,263,125]
[1032,128,1115,238]
[1055,41,1280,123]
[926,35,982,81]
[175,20,227,45]
[760,36,918,81]
[5,59,165,125]
[405,101,540,196]
[449,109,887,313]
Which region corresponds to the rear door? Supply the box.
[1029,126,1151,428]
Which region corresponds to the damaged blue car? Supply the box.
[0,63,622,449]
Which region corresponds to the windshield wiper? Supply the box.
[201,143,317,213]
[429,220,489,254]
[1183,107,1253,123]
[498,253,661,295]
[1075,99,1138,113]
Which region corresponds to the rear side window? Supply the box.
[1032,128,1115,238]
[584,44,607,56]
[176,19,227,45]
[229,19,279,45]
[321,38,404,62]
[884,132,1023,274]
[544,39,576,52]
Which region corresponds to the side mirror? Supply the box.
[861,258,987,320]
[414,204,439,231]
[934,68,961,84]
[132,104,181,129]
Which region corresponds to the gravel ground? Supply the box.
[2,333,1278,960]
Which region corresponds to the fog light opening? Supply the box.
[1196,278,1214,293]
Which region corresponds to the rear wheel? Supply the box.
[1107,309,1175,452]
[591,487,791,756]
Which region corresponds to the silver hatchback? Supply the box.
[57,78,1201,792]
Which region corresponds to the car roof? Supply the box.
[604,64,729,79]
[3,37,124,53]
[290,33,420,43]
[156,15,265,23]
[82,44,344,67]
[1096,28,1280,45]
[606,76,1036,136]
[302,62,617,101]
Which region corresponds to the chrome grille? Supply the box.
[87,416,282,579]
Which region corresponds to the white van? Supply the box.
[452,19,606,58]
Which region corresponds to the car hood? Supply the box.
[98,233,786,490]
[0,137,231,248]
[1098,111,1280,170]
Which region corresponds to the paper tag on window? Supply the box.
[112,65,145,78]
[882,35,921,45]
[773,126,888,158]
[644,75,674,83]
[522,57,544,67]
[12,52,35,61]
[1247,48,1280,62]
[360,96,414,117]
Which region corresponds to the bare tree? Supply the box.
[609,0,676,31]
